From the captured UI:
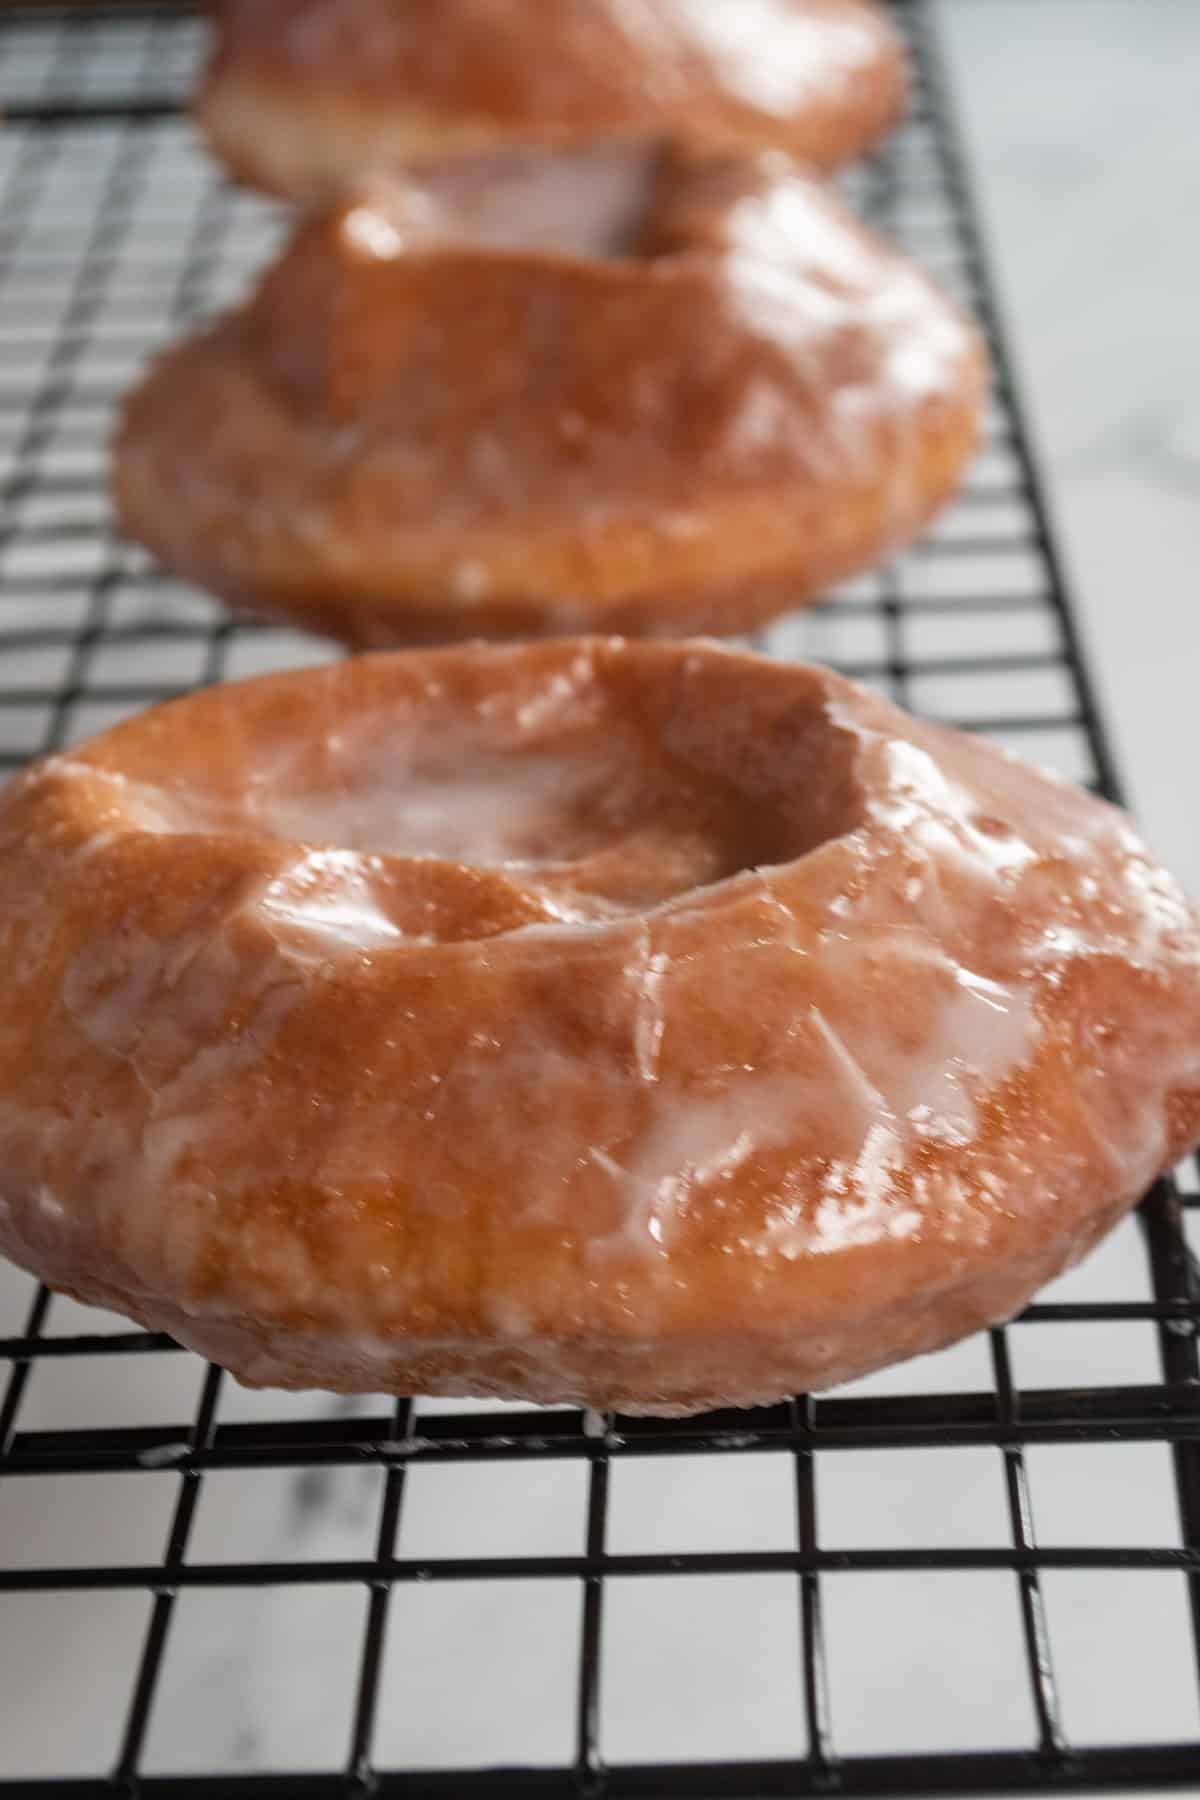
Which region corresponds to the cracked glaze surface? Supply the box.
[1,640,1198,1413]
[114,140,985,647]
[198,0,909,197]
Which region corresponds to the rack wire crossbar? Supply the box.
[0,3,1199,1796]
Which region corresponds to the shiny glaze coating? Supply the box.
[114,140,985,647]
[198,0,909,199]
[0,640,1198,1414]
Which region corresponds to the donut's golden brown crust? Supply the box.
[198,0,909,199]
[114,142,985,647]
[0,641,1198,1414]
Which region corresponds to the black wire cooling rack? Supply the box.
[1,3,1200,1795]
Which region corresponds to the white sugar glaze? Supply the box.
[671,0,882,107]
[253,745,618,868]
[259,850,407,959]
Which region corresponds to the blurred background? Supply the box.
[939,0,1200,902]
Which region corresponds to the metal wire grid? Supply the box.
[0,2,1198,1794]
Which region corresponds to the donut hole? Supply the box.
[101,649,866,926]
[252,143,672,423]
[258,741,623,866]
[249,657,864,910]
[243,724,850,916]
[374,142,664,262]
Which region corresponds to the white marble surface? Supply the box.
[937,0,1200,904]
[1,0,1199,1789]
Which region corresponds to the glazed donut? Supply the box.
[197,0,909,200]
[0,640,1198,1416]
[114,140,985,647]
